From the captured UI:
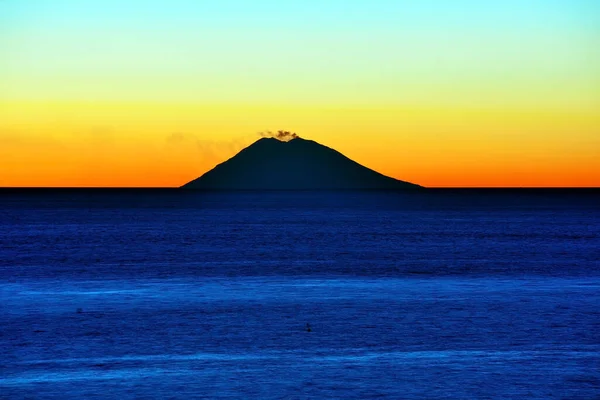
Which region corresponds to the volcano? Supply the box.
[182,137,421,190]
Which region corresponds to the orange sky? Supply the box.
[1,102,598,187]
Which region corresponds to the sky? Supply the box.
[1,0,599,187]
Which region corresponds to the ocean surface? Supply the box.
[1,189,599,399]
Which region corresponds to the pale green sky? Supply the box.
[1,0,598,108]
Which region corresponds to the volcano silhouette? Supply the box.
[182,137,421,190]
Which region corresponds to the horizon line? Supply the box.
[1,187,599,190]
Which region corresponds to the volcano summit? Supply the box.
[182,137,421,190]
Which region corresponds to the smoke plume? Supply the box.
[259,130,300,142]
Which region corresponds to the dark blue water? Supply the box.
[1,190,599,399]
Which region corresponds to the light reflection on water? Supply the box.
[2,276,600,398]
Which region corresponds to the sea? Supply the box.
[1,189,599,399]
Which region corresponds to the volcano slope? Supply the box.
[182,137,421,190]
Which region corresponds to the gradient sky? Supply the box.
[1,0,599,187]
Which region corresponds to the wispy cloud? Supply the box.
[0,130,64,148]
[166,132,253,163]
